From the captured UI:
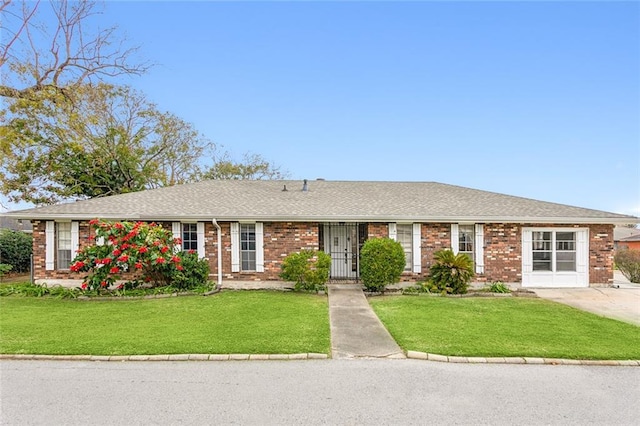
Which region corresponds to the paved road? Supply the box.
[2,360,639,425]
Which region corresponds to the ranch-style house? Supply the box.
[5,179,637,288]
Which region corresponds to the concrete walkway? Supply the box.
[327,284,405,359]
[534,273,640,326]
[534,287,640,326]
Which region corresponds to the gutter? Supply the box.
[3,212,638,225]
[211,219,222,289]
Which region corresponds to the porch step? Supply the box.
[328,279,361,284]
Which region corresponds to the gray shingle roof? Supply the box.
[5,180,637,224]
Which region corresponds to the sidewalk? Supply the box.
[327,284,405,359]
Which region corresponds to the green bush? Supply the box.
[359,238,406,292]
[487,281,510,293]
[0,229,32,273]
[429,249,475,294]
[72,220,185,291]
[0,263,13,278]
[171,251,211,290]
[614,249,640,283]
[0,282,81,299]
[280,250,331,292]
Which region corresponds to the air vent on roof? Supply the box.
[302,179,308,192]
[282,185,288,192]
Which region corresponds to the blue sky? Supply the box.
[4,1,639,217]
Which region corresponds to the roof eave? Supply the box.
[5,212,637,225]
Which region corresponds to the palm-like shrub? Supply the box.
[429,249,475,294]
[359,238,406,292]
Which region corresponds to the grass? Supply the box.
[0,291,330,355]
[369,296,640,360]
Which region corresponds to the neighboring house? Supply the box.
[0,216,32,233]
[617,234,640,251]
[613,226,640,250]
[5,180,638,288]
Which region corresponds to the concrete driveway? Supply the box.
[533,274,640,326]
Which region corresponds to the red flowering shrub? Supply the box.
[71,220,186,291]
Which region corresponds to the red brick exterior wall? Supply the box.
[32,220,615,285]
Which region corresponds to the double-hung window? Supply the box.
[451,223,484,274]
[173,222,205,258]
[182,223,198,251]
[532,231,576,272]
[458,225,475,259]
[396,224,413,272]
[240,224,257,271]
[388,223,422,273]
[56,222,72,269]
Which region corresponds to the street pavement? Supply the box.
[1,359,639,425]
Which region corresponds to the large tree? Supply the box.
[0,0,148,100]
[1,84,213,204]
[0,0,287,206]
[203,153,287,181]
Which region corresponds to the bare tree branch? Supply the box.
[0,0,150,100]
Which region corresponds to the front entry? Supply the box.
[322,223,367,279]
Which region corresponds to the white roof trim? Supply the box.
[5,212,637,225]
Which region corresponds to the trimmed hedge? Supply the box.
[359,238,406,292]
[0,229,32,273]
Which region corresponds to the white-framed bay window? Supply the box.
[230,222,264,273]
[388,223,422,273]
[522,228,588,288]
[45,221,79,271]
[451,223,484,274]
[172,222,205,258]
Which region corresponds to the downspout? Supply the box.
[211,219,223,288]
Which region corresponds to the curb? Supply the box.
[0,353,329,362]
[405,351,640,366]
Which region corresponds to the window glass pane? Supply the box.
[556,251,576,271]
[57,222,72,269]
[530,230,577,272]
[533,261,552,271]
[459,225,474,254]
[182,223,198,251]
[240,224,256,271]
[556,232,575,251]
[396,225,412,271]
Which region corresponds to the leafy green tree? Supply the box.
[1,84,213,204]
[359,238,406,292]
[203,153,287,181]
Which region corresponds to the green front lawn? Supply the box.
[0,291,330,355]
[370,296,640,360]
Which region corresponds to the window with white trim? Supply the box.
[458,224,474,258]
[532,230,576,272]
[56,222,72,269]
[240,224,256,271]
[396,224,413,271]
[182,223,198,251]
